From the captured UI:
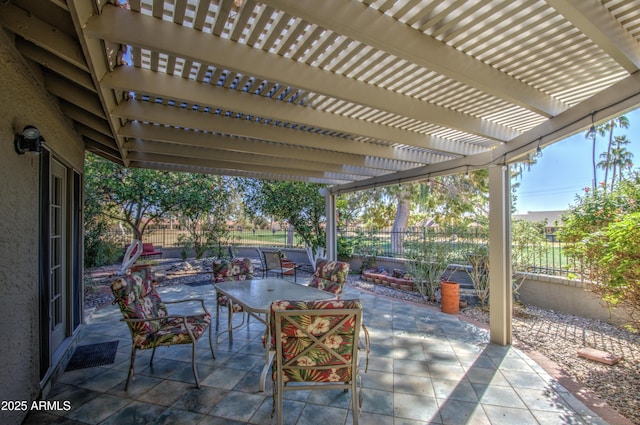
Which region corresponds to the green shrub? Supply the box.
[405,237,453,301]
[84,221,121,268]
[467,244,489,308]
[560,174,640,330]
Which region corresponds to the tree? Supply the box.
[601,115,630,190]
[336,171,490,257]
[84,162,122,268]
[336,192,369,229]
[559,172,640,329]
[173,174,231,259]
[391,187,411,255]
[85,153,230,273]
[560,175,640,253]
[585,125,598,192]
[610,135,634,186]
[351,188,396,228]
[467,244,490,308]
[598,135,634,190]
[391,171,490,255]
[588,114,630,192]
[242,180,327,266]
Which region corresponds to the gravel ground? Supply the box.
[85,259,639,423]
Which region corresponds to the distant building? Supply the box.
[513,210,565,241]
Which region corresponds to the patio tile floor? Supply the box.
[23,280,614,425]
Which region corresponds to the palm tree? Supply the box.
[587,115,630,192]
[601,115,630,189]
[610,135,634,186]
[597,134,634,190]
[585,126,599,193]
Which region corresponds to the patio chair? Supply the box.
[269,299,368,425]
[308,259,350,296]
[111,268,214,391]
[255,248,267,277]
[263,250,297,282]
[211,258,254,330]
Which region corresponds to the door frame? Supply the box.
[38,149,83,381]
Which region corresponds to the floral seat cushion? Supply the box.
[308,260,350,295]
[270,299,362,383]
[137,314,211,349]
[212,257,254,282]
[111,273,211,349]
[212,258,254,310]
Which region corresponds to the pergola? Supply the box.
[2,0,640,345]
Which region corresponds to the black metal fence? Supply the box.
[105,226,307,249]
[338,226,486,262]
[338,226,576,276]
[106,225,576,276]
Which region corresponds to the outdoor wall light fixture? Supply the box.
[14,125,44,155]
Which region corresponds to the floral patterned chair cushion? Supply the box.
[111,273,211,349]
[212,258,253,307]
[269,299,367,424]
[212,257,254,282]
[111,271,214,390]
[269,299,362,383]
[308,260,350,295]
[111,273,167,339]
[212,258,254,327]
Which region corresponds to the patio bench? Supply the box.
[125,242,162,259]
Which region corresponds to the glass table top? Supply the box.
[215,278,335,312]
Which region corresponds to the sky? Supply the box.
[513,107,640,214]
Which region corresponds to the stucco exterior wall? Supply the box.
[518,273,633,326]
[0,31,84,425]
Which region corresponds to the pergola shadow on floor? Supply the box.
[25,281,611,425]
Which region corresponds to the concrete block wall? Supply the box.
[518,273,632,326]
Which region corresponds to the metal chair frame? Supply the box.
[263,250,297,282]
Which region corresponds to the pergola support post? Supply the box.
[488,164,512,345]
[322,188,337,261]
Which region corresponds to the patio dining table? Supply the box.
[215,278,336,391]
